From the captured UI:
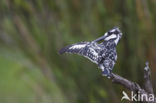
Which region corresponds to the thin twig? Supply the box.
[144,62,154,94]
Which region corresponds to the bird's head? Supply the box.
[94,27,122,45]
[104,27,122,44]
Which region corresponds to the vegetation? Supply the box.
[0,0,155,103]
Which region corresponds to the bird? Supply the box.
[59,27,122,77]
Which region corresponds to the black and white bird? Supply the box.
[59,27,122,77]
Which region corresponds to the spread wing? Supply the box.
[59,42,102,64]
[59,42,89,55]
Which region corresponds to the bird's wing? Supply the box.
[59,42,100,64]
[59,42,89,55]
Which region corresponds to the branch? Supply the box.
[110,73,143,92]
[109,62,155,103]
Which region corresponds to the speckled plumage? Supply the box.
[59,27,122,77]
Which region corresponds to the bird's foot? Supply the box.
[102,69,112,79]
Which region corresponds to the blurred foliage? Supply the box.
[0,0,156,103]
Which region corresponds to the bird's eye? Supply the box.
[114,30,119,34]
[108,31,111,35]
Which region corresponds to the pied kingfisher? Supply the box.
[59,27,122,77]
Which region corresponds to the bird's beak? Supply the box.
[93,35,107,42]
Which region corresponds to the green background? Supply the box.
[0,0,156,103]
